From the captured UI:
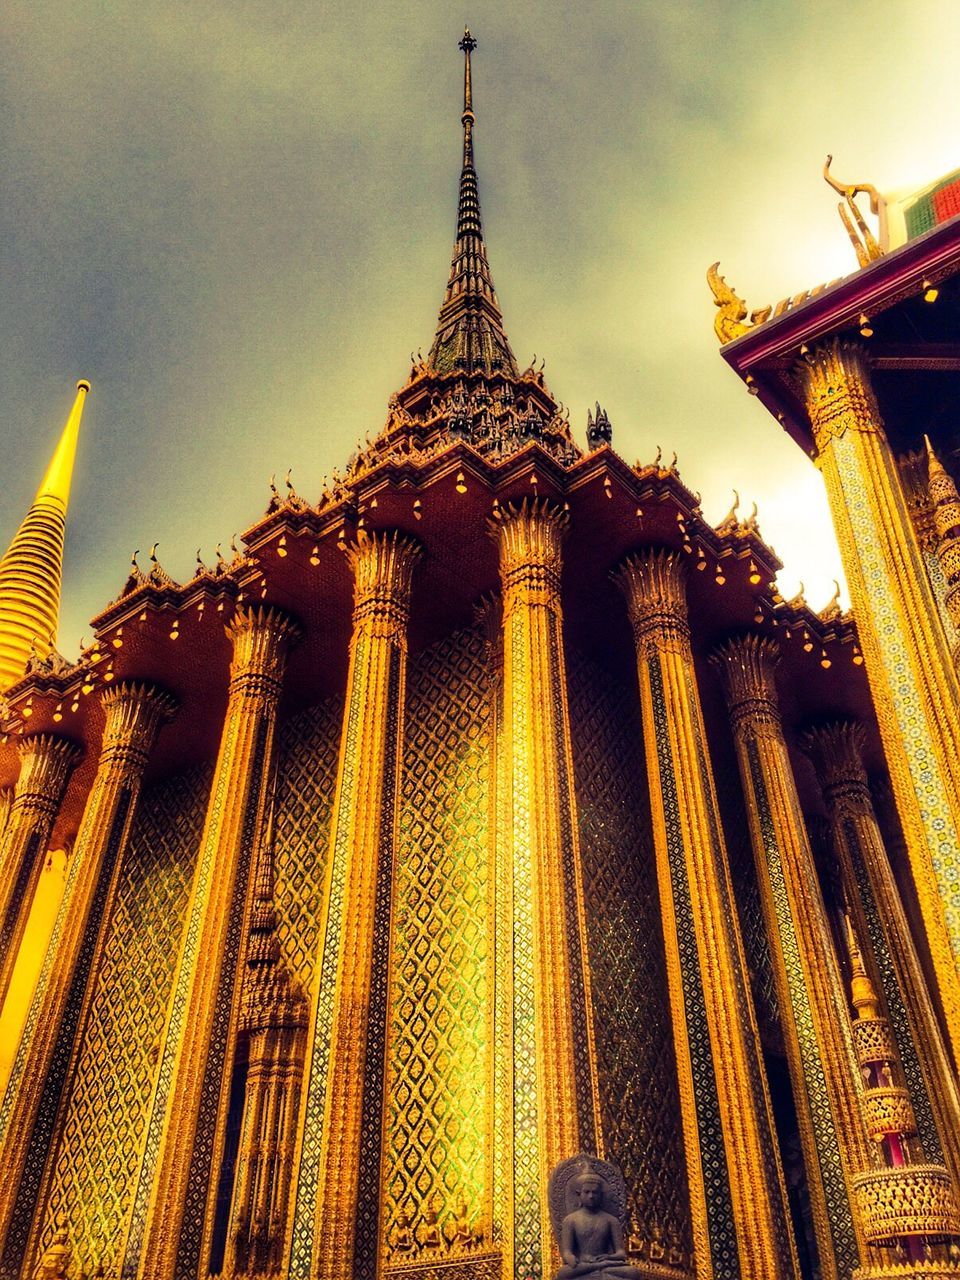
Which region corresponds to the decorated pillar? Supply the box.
[297,530,420,1280]
[614,551,797,1280]
[801,338,960,1063]
[843,922,960,1275]
[0,682,174,1278]
[0,733,81,1013]
[475,591,508,1250]
[492,500,598,1278]
[802,722,960,1190]
[129,607,299,1280]
[712,635,870,1278]
[225,799,308,1278]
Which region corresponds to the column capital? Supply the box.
[799,337,884,453]
[98,681,178,778]
[800,720,872,815]
[12,732,83,817]
[492,498,567,614]
[612,548,689,659]
[711,633,782,739]
[226,604,302,701]
[345,529,422,642]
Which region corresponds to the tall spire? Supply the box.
[0,380,89,691]
[428,29,518,377]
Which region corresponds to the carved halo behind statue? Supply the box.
[548,1155,650,1279]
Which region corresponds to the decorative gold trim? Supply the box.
[853,1166,960,1242]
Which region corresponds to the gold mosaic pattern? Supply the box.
[919,545,959,651]
[714,772,782,1042]
[384,627,491,1244]
[37,763,211,1277]
[273,696,343,992]
[742,737,858,1276]
[567,653,689,1247]
[824,429,960,1035]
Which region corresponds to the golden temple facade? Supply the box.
[2,30,960,1280]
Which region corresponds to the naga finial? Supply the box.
[718,490,740,530]
[824,156,883,266]
[823,155,881,214]
[707,263,753,344]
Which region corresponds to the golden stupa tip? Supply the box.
[76,379,91,394]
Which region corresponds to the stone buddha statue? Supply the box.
[548,1156,647,1279]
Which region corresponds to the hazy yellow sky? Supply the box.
[2,0,959,648]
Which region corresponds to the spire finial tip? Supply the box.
[459,27,477,54]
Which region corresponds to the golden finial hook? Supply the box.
[823,155,881,214]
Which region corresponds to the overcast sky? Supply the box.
[2,0,959,652]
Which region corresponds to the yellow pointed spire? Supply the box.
[0,380,89,691]
[844,913,880,1021]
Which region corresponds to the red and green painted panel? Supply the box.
[904,169,960,240]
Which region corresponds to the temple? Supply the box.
[0,30,959,1280]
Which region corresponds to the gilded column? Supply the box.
[843,923,960,1274]
[129,606,299,1280]
[300,530,420,1280]
[494,499,599,1279]
[0,734,81,1013]
[712,635,871,1278]
[614,551,797,1280]
[0,683,174,1278]
[802,338,960,1063]
[225,800,308,1278]
[802,722,960,1190]
[475,592,507,1250]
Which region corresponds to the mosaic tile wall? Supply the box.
[383,626,492,1245]
[567,652,690,1248]
[37,763,211,1277]
[272,697,343,996]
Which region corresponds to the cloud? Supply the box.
[1,0,957,647]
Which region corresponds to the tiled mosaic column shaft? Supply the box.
[0,735,80,1014]
[802,338,960,1065]
[476,593,508,1251]
[802,722,960,1191]
[494,500,599,1280]
[614,551,797,1280]
[224,795,308,1278]
[0,684,173,1279]
[712,635,870,1279]
[301,531,420,1280]
[130,607,299,1280]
